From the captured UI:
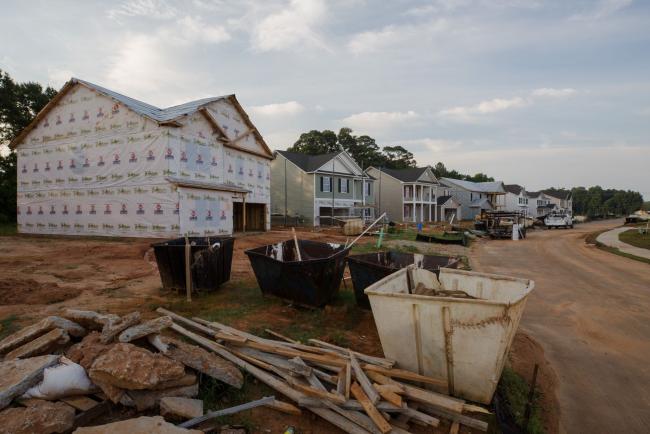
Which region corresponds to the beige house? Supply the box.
[367,166,450,223]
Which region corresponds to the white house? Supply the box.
[526,191,554,218]
[11,78,273,238]
[504,184,529,215]
[440,178,506,220]
[543,190,573,213]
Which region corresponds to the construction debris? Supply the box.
[72,415,203,434]
[160,397,204,420]
[0,399,76,434]
[0,355,60,409]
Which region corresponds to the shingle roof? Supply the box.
[276,150,340,172]
[437,195,453,205]
[74,78,229,122]
[543,189,572,200]
[375,167,435,183]
[441,178,505,193]
[504,184,524,195]
[527,191,541,198]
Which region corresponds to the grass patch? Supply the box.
[0,223,17,236]
[619,228,650,250]
[497,367,545,434]
[586,229,650,265]
[351,241,421,255]
[0,315,19,340]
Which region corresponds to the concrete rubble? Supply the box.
[160,397,204,420]
[72,415,203,434]
[0,355,60,409]
[0,399,76,434]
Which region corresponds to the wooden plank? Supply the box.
[351,382,392,434]
[223,338,346,368]
[156,308,217,337]
[168,322,371,434]
[419,403,488,432]
[309,339,396,368]
[366,371,465,414]
[350,351,381,405]
[345,361,352,400]
[265,328,300,344]
[265,399,302,416]
[313,367,338,385]
[374,384,404,394]
[374,384,402,407]
[449,420,460,434]
[288,356,314,377]
[362,364,447,391]
[60,395,99,412]
[337,369,346,396]
[287,378,346,404]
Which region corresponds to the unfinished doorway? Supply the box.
[234,202,266,232]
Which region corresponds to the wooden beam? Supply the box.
[265,399,302,416]
[349,350,381,405]
[373,384,402,407]
[362,364,447,390]
[265,328,300,344]
[350,382,392,434]
[309,339,396,368]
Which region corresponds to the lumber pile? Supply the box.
[0,309,251,433]
[158,307,491,433]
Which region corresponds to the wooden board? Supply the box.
[350,382,392,434]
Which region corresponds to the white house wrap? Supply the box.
[11,78,273,237]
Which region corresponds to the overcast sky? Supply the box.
[1,0,648,198]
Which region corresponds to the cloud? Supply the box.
[108,0,178,20]
[532,88,577,98]
[341,111,421,134]
[173,16,230,45]
[570,0,634,21]
[250,101,305,117]
[440,97,528,121]
[347,19,448,55]
[251,0,330,52]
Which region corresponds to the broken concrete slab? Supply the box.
[149,334,243,388]
[61,309,119,331]
[66,331,115,370]
[0,355,59,410]
[92,378,124,404]
[89,343,185,390]
[72,415,203,434]
[122,383,199,411]
[0,399,75,434]
[0,317,84,355]
[118,316,172,343]
[99,312,141,344]
[153,372,197,390]
[5,328,70,360]
[160,397,203,420]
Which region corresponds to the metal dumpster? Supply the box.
[365,266,534,404]
[347,251,460,308]
[245,239,349,307]
[152,236,234,292]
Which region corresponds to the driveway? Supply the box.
[597,226,650,260]
[472,220,650,434]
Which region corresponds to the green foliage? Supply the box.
[569,186,643,217]
[619,229,650,250]
[498,367,545,434]
[0,315,18,340]
[432,161,495,182]
[643,201,650,211]
[0,70,56,223]
[286,127,417,169]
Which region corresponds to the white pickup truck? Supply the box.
[545,210,573,229]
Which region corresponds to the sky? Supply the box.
[1,0,649,198]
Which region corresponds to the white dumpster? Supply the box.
[365,266,534,404]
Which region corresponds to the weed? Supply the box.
[0,223,17,236]
[497,367,545,434]
[0,315,18,340]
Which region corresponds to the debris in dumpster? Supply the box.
[413,282,477,299]
[156,307,493,433]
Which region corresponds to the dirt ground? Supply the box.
[473,219,650,434]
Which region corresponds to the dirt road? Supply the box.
[473,220,650,434]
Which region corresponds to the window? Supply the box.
[321,176,331,193]
[364,182,372,196]
[338,178,349,193]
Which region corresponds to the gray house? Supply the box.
[271,150,374,226]
[440,178,506,220]
[366,166,454,223]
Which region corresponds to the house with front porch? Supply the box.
[526,191,555,218]
[270,150,374,226]
[440,178,506,220]
[366,166,450,223]
[504,184,529,215]
[543,190,573,213]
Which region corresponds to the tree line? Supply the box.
[546,186,644,217]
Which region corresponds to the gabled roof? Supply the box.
[527,191,541,198]
[441,177,505,193]
[504,184,524,195]
[543,189,572,200]
[469,197,493,208]
[437,195,453,205]
[10,78,274,159]
[276,150,340,172]
[369,167,437,183]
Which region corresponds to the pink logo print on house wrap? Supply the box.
[174,202,180,214]
[76,205,82,215]
[98,156,105,166]
[83,158,90,167]
[228,164,233,173]
[211,156,218,166]
[112,103,119,114]
[97,107,104,118]
[154,203,163,215]
[196,154,203,164]
[238,166,244,175]
[220,210,226,220]
[129,152,137,163]
[136,204,145,215]
[180,151,187,162]
[104,204,112,215]
[189,210,198,220]
[44,118,50,127]
[147,150,155,161]
[38,206,44,215]
[57,160,63,170]
[50,205,56,215]
[113,154,120,164]
[62,205,69,215]
[199,131,205,139]
[82,110,89,120]
[249,168,253,177]
[206,210,213,220]
[165,148,174,160]
[69,113,75,123]
[45,162,50,171]
[22,165,27,173]
[56,115,62,125]
[89,204,96,214]
[33,163,39,172]
[120,204,128,215]
[26,206,32,215]
[69,159,76,169]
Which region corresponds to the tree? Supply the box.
[286,129,339,155]
[466,173,494,182]
[0,69,56,222]
[382,145,416,169]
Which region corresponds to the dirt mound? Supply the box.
[0,278,82,305]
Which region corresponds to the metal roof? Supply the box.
[441,177,505,194]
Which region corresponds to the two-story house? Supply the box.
[504,184,529,215]
[271,150,374,226]
[440,178,506,220]
[366,166,447,223]
[526,191,555,218]
[543,190,573,213]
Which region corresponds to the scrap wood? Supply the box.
[179,395,275,429]
[265,399,302,416]
[362,364,447,390]
[308,339,396,368]
[349,350,381,405]
[373,383,402,407]
[265,328,300,344]
[419,403,488,432]
[350,382,392,434]
[449,420,460,434]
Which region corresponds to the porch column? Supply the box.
[242,193,246,233]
